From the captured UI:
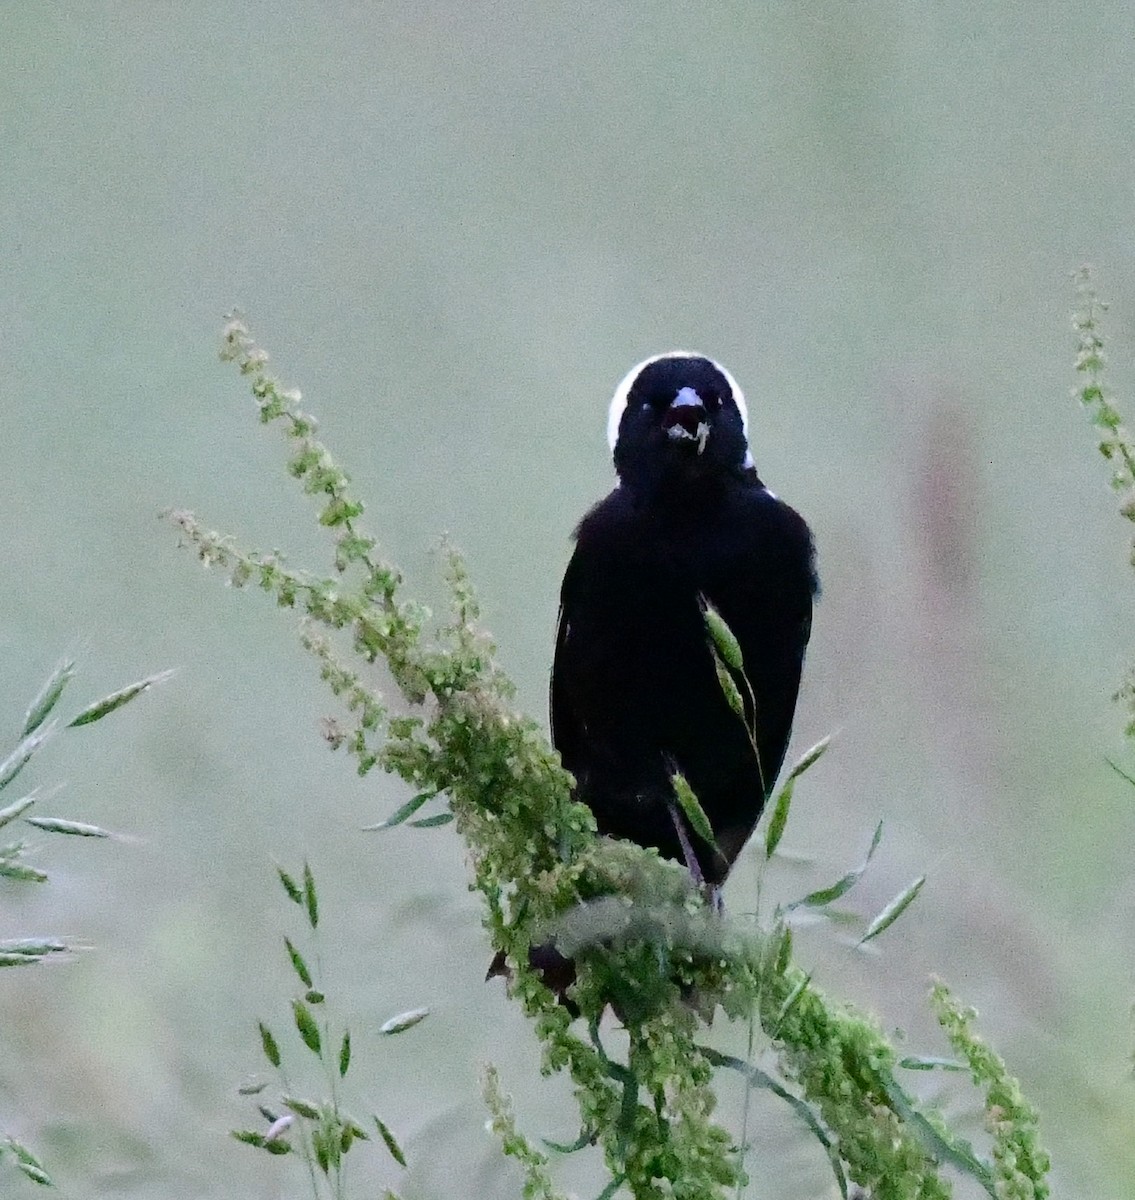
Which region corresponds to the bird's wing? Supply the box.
[711,492,816,792]
[549,543,587,770]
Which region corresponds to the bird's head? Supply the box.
[607,352,755,490]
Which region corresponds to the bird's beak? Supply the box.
[663,388,710,455]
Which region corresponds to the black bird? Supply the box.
[551,352,817,887]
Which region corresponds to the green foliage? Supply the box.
[171,316,1053,1200]
[1073,267,1135,739]
[0,656,170,1186]
[234,859,417,1199]
[930,982,1050,1200]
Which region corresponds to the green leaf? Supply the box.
[408,811,454,828]
[670,771,716,848]
[276,865,303,905]
[859,875,926,945]
[292,998,322,1055]
[68,670,174,727]
[701,600,744,670]
[0,795,36,829]
[712,654,746,719]
[282,1096,320,1120]
[0,861,47,882]
[773,924,793,974]
[375,1115,407,1167]
[380,1007,429,1035]
[24,816,111,837]
[785,734,831,782]
[880,1069,995,1195]
[23,659,75,736]
[595,1175,628,1200]
[0,727,55,792]
[258,1021,281,1068]
[362,791,435,831]
[0,938,65,957]
[302,861,318,929]
[897,1056,967,1072]
[783,821,883,912]
[340,1118,369,1152]
[541,1126,595,1154]
[339,1029,351,1078]
[700,1047,847,1199]
[763,777,794,857]
[774,973,811,1029]
[15,1161,53,1186]
[284,937,313,987]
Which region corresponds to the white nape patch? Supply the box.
[606,351,751,454]
[742,450,755,471]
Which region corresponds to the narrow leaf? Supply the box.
[0,938,66,956]
[362,791,435,831]
[880,1070,995,1195]
[233,1127,292,1154]
[0,726,55,791]
[258,1021,282,1068]
[408,811,454,828]
[541,1126,596,1154]
[713,655,746,719]
[897,1056,967,1072]
[283,937,313,987]
[375,1116,407,1167]
[0,953,42,967]
[0,861,47,882]
[23,659,75,736]
[670,771,716,847]
[773,924,793,975]
[292,998,322,1055]
[15,1161,53,1186]
[68,670,174,728]
[7,1138,49,1174]
[0,796,36,829]
[24,817,111,838]
[276,865,303,905]
[595,1175,628,1200]
[701,600,744,670]
[785,734,831,782]
[774,973,811,1029]
[302,861,318,929]
[701,1047,847,1199]
[380,1007,430,1035]
[783,821,883,911]
[312,1127,331,1174]
[764,778,794,857]
[339,1029,351,1078]
[282,1096,320,1120]
[859,876,926,945]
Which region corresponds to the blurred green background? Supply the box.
[4,3,1135,1196]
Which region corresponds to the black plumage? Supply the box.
[551,352,817,886]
